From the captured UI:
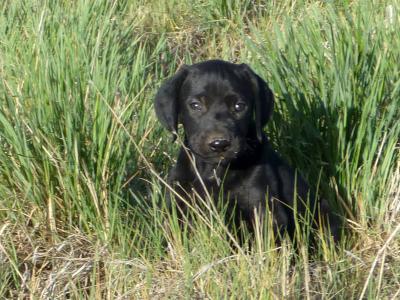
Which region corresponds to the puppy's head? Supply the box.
[154,60,274,163]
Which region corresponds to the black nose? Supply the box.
[209,139,231,152]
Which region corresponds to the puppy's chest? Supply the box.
[196,167,267,210]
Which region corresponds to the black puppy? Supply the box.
[155,60,339,241]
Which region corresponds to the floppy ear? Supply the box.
[240,64,274,142]
[154,66,189,139]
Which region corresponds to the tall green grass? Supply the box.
[247,1,400,224]
[0,0,399,298]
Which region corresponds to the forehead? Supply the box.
[180,65,251,99]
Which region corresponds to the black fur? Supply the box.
[155,60,340,241]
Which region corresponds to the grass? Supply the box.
[0,0,399,298]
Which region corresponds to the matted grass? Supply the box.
[0,0,399,298]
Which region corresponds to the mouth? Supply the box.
[188,147,240,163]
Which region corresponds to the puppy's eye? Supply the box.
[234,102,246,112]
[190,101,203,111]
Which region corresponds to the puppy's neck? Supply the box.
[185,135,265,186]
[230,136,265,168]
